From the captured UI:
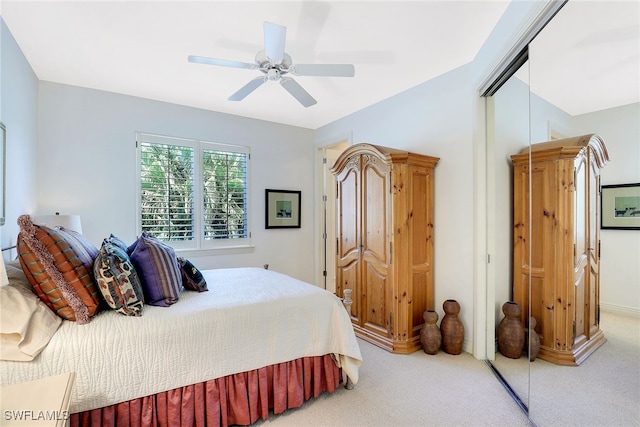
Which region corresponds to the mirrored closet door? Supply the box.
[527,1,639,424]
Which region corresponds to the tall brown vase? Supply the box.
[441,299,464,355]
[497,301,525,359]
[420,310,441,355]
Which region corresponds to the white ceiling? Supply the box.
[1,1,638,129]
[527,0,639,116]
[0,0,511,129]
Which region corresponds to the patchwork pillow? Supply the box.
[94,240,145,316]
[177,257,208,292]
[127,232,180,307]
[17,214,100,324]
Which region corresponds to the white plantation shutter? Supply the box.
[202,148,248,239]
[137,133,250,250]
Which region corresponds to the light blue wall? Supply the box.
[0,18,38,252]
[315,64,480,347]
[35,82,317,281]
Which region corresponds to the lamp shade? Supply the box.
[32,214,83,234]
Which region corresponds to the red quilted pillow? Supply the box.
[17,215,100,324]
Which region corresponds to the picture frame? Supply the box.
[265,189,301,229]
[0,122,5,226]
[601,183,640,230]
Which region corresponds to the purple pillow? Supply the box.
[127,232,180,307]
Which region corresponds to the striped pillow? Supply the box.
[94,240,145,316]
[127,232,181,307]
[17,215,100,324]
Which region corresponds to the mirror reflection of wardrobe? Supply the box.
[487,0,640,424]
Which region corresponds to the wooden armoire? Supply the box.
[511,134,609,365]
[330,143,439,354]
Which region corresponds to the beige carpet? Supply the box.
[255,311,639,427]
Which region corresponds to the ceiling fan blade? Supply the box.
[264,21,286,63]
[290,64,355,77]
[228,76,267,101]
[280,77,317,107]
[188,55,256,70]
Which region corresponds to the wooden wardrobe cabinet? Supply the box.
[511,134,609,365]
[330,143,439,354]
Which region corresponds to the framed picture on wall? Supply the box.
[601,183,640,230]
[265,189,301,229]
[0,122,5,226]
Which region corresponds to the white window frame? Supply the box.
[135,132,252,256]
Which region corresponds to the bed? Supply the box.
[0,221,362,427]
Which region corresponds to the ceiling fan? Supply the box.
[188,21,355,107]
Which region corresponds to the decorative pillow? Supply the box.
[94,240,144,316]
[1,261,63,361]
[177,257,208,292]
[17,214,100,324]
[127,232,180,307]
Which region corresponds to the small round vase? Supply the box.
[526,316,541,362]
[420,310,441,355]
[497,301,525,359]
[441,299,464,355]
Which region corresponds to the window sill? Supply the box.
[175,245,255,258]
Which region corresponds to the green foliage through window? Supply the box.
[138,134,249,247]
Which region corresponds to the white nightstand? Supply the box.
[1,372,75,427]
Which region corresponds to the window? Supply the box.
[136,132,250,251]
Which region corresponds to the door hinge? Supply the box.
[336,238,339,255]
[389,171,392,193]
[323,270,327,277]
[389,312,393,335]
[322,232,327,240]
[323,157,327,164]
[598,240,601,260]
[322,194,327,202]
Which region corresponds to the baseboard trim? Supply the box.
[600,303,640,318]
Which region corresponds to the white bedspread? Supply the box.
[0,268,362,413]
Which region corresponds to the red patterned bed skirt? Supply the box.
[71,354,342,427]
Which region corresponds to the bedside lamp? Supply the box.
[32,213,83,234]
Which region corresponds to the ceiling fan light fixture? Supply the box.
[188,20,354,107]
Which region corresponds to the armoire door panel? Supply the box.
[410,168,432,266]
[362,160,389,265]
[362,262,388,335]
[339,260,360,323]
[337,168,360,259]
[411,271,430,331]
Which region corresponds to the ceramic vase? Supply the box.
[526,316,541,362]
[441,299,464,355]
[497,301,525,359]
[420,310,441,355]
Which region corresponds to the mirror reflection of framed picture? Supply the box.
[265,189,301,229]
[0,122,5,226]
[601,183,640,230]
